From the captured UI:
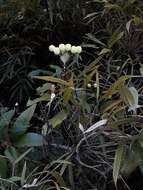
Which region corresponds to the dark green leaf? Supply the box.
[12,104,36,136]
[14,133,45,147]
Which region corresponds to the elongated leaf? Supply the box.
[21,162,27,186]
[49,111,67,128]
[34,76,70,86]
[63,87,73,104]
[12,104,36,135]
[27,94,50,106]
[99,48,111,55]
[4,146,18,164]
[86,33,106,46]
[14,133,45,147]
[102,75,130,99]
[129,87,139,106]
[121,149,141,176]
[113,145,124,185]
[108,31,124,48]
[84,119,107,134]
[119,85,134,107]
[14,148,33,164]
[83,57,102,74]
[0,155,7,178]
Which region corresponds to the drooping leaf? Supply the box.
[49,111,67,128]
[14,133,45,147]
[113,145,124,185]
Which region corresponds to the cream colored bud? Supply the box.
[93,83,97,88]
[87,83,92,88]
[71,46,77,54]
[76,46,82,54]
[65,43,72,51]
[49,45,55,52]
[54,47,60,55]
[59,44,66,52]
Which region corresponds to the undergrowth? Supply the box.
[0,0,143,190]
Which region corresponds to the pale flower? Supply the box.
[87,83,92,88]
[53,47,60,55]
[71,46,77,54]
[59,44,66,52]
[76,46,82,54]
[49,45,55,52]
[65,43,72,51]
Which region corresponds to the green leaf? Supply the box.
[27,94,50,106]
[49,111,67,128]
[9,176,21,182]
[12,104,36,136]
[0,110,14,130]
[113,145,124,185]
[28,69,49,77]
[34,76,70,86]
[128,87,140,111]
[86,33,106,46]
[14,133,45,147]
[4,146,18,164]
[129,87,138,106]
[98,48,111,55]
[63,87,73,105]
[119,85,134,107]
[0,155,7,178]
[121,149,141,176]
[21,162,27,186]
[14,148,33,165]
[102,75,130,99]
[108,31,124,48]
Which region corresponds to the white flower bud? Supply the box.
[59,44,66,52]
[49,45,55,52]
[54,47,60,55]
[87,83,92,88]
[65,43,72,51]
[93,83,97,88]
[76,46,82,54]
[71,46,77,54]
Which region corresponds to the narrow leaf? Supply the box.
[113,145,124,185]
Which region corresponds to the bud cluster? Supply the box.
[49,43,82,55]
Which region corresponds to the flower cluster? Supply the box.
[49,43,82,55]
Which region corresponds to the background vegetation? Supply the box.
[0,0,143,189]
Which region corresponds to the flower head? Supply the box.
[65,44,72,51]
[59,44,66,52]
[71,46,77,54]
[53,47,60,55]
[76,46,82,54]
[49,45,55,52]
